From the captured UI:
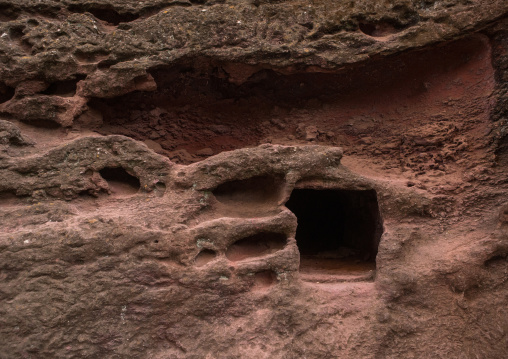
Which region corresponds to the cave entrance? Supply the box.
[285,189,382,282]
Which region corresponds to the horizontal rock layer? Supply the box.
[0,0,507,358]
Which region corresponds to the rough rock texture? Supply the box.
[0,0,507,358]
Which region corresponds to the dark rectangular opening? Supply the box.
[285,189,383,282]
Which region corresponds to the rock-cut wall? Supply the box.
[0,0,507,358]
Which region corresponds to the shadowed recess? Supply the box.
[359,21,402,37]
[22,119,61,129]
[42,75,86,97]
[68,5,139,25]
[0,191,22,206]
[213,175,284,206]
[226,232,287,262]
[88,36,493,165]
[496,134,508,166]
[252,270,277,291]
[154,182,166,197]
[285,189,382,278]
[0,84,15,104]
[99,167,140,196]
[195,249,217,267]
[8,25,25,40]
[484,255,507,268]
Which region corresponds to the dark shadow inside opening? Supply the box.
[87,36,490,166]
[68,5,139,25]
[99,167,140,196]
[496,134,508,166]
[22,119,61,129]
[285,189,383,280]
[42,75,86,97]
[0,84,15,104]
[359,21,400,37]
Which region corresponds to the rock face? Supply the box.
[0,0,507,358]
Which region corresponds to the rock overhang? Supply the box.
[0,0,507,358]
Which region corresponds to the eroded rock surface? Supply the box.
[0,0,507,358]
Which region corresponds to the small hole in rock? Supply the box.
[8,26,25,40]
[195,249,216,267]
[99,167,140,196]
[42,75,86,97]
[97,59,117,69]
[0,191,22,206]
[252,270,277,291]
[496,134,508,166]
[0,84,15,104]
[78,190,97,199]
[0,5,19,21]
[155,182,166,197]
[359,22,376,36]
[484,255,507,268]
[359,22,399,37]
[286,189,383,282]
[226,232,286,262]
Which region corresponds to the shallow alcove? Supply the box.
[359,21,400,37]
[154,182,166,197]
[213,175,284,205]
[0,191,22,206]
[252,270,277,291]
[42,75,86,97]
[99,167,140,196]
[88,36,492,168]
[212,175,285,217]
[68,5,139,25]
[226,232,287,262]
[285,189,383,281]
[195,249,217,267]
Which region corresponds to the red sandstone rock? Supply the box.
[0,0,507,358]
